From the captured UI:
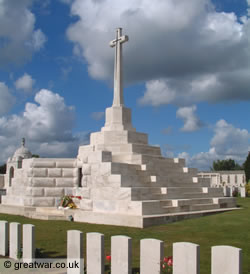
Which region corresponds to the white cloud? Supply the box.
[91,111,105,121]
[0,82,15,116]
[138,80,176,106]
[0,0,47,67]
[176,105,203,132]
[179,120,250,170]
[66,0,250,106]
[15,73,35,92]
[0,89,89,164]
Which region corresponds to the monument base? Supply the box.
[0,204,239,228]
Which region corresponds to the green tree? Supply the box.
[0,163,6,174]
[244,152,250,183]
[212,159,243,171]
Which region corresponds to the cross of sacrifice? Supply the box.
[109,28,129,106]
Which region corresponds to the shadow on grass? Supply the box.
[104,265,140,274]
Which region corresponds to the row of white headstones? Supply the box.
[0,220,242,274]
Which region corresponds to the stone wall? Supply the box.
[2,158,80,207]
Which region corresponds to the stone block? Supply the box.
[86,233,104,274]
[31,188,45,197]
[173,242,200,274]
[67,230,84,274]
[79,188,90,199]
[80,199,93,210]
[111,235,132,274]
[23,197,33,206]
[56,160,76,168]
[23,224,35,263]
[32,197,55,207]
[212,246,242,274]
[140,239,164,274]
[32,178,55,187]
[56,178,77,187]
[48,168,62,177]
[102,106,135,132]
[64,188,74,196]
[9,222,21,260]
[62,168,78,178]
[0,221,8,256]
[82,164,91,175]
[92,187,131,200]
[45,188,64,197]
[32,168,47,177]
[32,160,56,168]
[88,151,112,164]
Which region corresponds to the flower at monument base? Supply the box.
[69,195,82,200]
[60,195,77,209]
[106,255,111,261]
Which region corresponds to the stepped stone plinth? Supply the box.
[0,28,237,227]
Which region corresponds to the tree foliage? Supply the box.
[244,152,250,183]
[212,159,243,171]
[0,163,6,174]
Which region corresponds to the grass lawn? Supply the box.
[0,197,249,273]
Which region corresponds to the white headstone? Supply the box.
[23,224,35,263]
[9,222,21,260]
[173,242,200,274]
[67,230,84,274]
[212,246,242,274]
[140,238,164,274]
[86,232,104,274]
[223,186,230,197]
[0,221,8,256]
[240,187,246,198]
[111,235,132,274]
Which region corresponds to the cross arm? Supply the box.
[109,35,129,47]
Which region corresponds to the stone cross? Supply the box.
[110,28,128,107]
[22,138,25,147]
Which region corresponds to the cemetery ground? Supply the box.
[0,197,249,273]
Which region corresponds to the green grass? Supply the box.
[0,197,250,273]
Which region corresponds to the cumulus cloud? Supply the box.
[15,73,35,92]
[66,0,250,107]
[91,111,105,121]
[179,120,250,170]
[0,0,47,67]
[0,82,15,116]
[176,105,203,132]
[0,89,89,164]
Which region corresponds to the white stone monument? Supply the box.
[0,28,237,228]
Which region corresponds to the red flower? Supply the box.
[162,263,166,269]
[167,257,173,267]
[163,257,168,263]
[106,255,111,261]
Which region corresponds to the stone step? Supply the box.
[26,212,69,221]
[112,154,186,166]
[131,187,210,200]
[173,198,214,206]
[98,143,162,156]
[182,192,223,198]
[190,203,220,211]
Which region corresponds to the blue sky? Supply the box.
[0,0,250,170]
